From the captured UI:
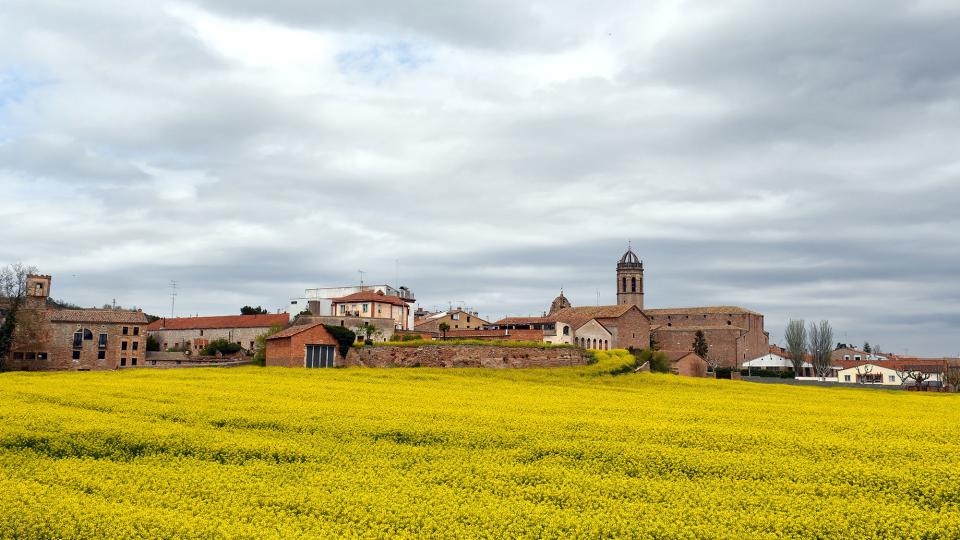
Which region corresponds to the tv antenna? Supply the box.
[358,270,365,289]
[169,280,178,317]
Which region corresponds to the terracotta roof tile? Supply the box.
[50,309,149,324]
[146,313,289,331]
[266,323,336,344]
[644,306,761,316]
[331,291,411,307]
[493,316,555,325]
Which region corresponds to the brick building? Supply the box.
[6,274,149,371]
[146,313,290,353]
[646,306,769,368]
[265,323,341,368]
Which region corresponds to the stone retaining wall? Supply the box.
[344,345,587,369]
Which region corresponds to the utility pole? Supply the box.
[358,270,365,289]
[169,280,178,318]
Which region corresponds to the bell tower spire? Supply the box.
[616,243,644,308]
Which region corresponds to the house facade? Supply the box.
[331,291,412,330]
[6,274,149,371]
[146,313,290,353]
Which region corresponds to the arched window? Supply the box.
[83,329,93,340]
[592,338,597,349]
[562,326,569,336]
[631,277,636,292]
[622,277,627,292]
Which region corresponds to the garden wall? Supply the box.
[344,345,587,369]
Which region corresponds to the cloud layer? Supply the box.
[2,0,959,356]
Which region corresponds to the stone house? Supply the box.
[6,274,148,371]
[146,313,290,353]
[414,309,489,334]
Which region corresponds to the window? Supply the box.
[13,352,24,360]
[631,277,636,292]
[121,341,128,351]
[37,352,47,360]
[562,326,569,336]
[163,343,168,349]
[854,355,861,361]
[844,375,851,382]
[133,327,140,336]
[844,355,850,360]
[120,358,126,366]
[249,341,254,349]
[889,375,896,382]
[132,342,139,351]
[122,327,129,335]
[72,350,81,360]
[622,276,627,291]
[73,332,83,348]
[200,330,204,337]
[83,329,93,340]
[362,303,369,313]
[131,358,137,366]
[291,300,298,305]
[97,351,106,360]
[98,333,107,348]
[467,316,471,323]
[452,313,460,321]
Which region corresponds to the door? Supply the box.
[305,345,335,368]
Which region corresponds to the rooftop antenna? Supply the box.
[169,280,178,318]
[358,270,365,289]
[112,298,116,310]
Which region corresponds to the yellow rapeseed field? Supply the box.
[1,350,958,538]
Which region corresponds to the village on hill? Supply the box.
[2,250,957,391]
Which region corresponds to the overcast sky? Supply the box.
[2,1,959,356]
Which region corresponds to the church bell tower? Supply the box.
[616,244,644,308]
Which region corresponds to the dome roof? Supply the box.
[618,248,641,266]
[548,291,572,315]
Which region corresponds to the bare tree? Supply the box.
[856,364,875,384]
[941,365,960,393]
[784,319,807,374]
[807,320,835,379]
[0,263,39,370]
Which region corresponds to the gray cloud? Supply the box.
[1,0,958,356]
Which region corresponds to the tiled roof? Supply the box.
[332,291,411,307]
[554,305,638,320]
[266,323,336,345]
[644,306,761,316]
[50,309,149,324]
[493,316,556,325]
[835,359,947,371]
[146,313,290,331]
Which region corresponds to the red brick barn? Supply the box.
[265,323,341,368]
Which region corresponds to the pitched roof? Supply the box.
[50,309,149,324]
[554,305,637,320]
[331,291,411,307]
[644,306,761,316]
[266,322,335,343]
[835,359,947,371]
[146,313,290,331]
[493,316,556,325]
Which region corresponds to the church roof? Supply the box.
[618,248,642,266]
[644,306,761,316]
[551,305,643,331]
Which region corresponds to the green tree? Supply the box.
[438,322,450,340]
[323,325,356,358]
[692,330,709,359]
[146,334,161,352]
[353,322,381,345]
[863,342,872,354]
[199,338,243,356]
[649,334,660,351]
[241,306,269,315]
[253,324,284,365]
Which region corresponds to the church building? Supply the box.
[491,247,769,368]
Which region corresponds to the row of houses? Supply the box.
[745,345,959,389]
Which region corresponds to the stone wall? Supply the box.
[343,345,587,369]
[148,327,272,353]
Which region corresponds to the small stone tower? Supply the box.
[24,274,51,310]
[548,290,571,315]
[616,246,644,308]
